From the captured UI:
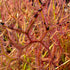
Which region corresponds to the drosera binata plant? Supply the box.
[0,0,70,70]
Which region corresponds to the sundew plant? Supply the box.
[0,0,70,70]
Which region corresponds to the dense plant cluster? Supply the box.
[0,0,70,70]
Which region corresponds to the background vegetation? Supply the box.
[0,0,70,70]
